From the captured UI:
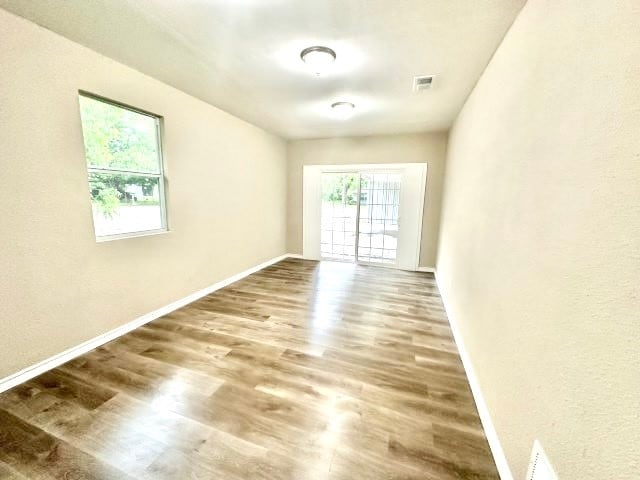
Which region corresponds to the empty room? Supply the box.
[0,1,638,479]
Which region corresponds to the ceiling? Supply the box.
[1,0,525,139]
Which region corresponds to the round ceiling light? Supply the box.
[300,46,336,75]
[331,101,355,119]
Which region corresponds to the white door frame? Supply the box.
[303,163,427,271]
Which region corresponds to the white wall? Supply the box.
[287,132,447,268]
[436,0,640,478]
[0,9,287,380]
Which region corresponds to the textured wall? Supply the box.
[287,132,447,268]
[0,10,287,380]
[436,0,640,478]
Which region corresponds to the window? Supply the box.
[78,92,167,240]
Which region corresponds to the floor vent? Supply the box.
[527,440,558,480]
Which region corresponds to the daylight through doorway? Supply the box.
[320,171,401,265]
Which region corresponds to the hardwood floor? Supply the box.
[0,258,498,479]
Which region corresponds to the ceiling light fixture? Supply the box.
[331,101,355,119]
[300,46,336,75]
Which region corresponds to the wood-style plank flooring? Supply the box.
[0,258,498,479]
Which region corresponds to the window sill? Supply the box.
[95,229,169,243]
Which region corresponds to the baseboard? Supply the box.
[289,254,432,272]
[417,266,436,273]
[0,253,292,395]
[435,272,514,480]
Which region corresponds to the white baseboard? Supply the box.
[290,254,431,272]
[435,272,513,480]
[0,253,293,395]
[417,266,436,273]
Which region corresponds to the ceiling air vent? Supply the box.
[413,75,435,92]
[526,440,558,480]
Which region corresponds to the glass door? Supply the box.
[320,172,359,262]
[357,172,401,265]
[304,164,424,270]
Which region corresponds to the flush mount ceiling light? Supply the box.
[300,46,336,75]
[331,101,355,119]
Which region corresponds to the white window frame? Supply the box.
[79,91,168,242]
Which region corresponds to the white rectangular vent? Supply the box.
[413,75,435,91]
[527,440,558,480]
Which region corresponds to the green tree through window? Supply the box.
[79,94,166,238]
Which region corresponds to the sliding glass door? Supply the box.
[358,172,401,265]
[304,163,426,271]
[320,171,401,266]
[320,172,358,261]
